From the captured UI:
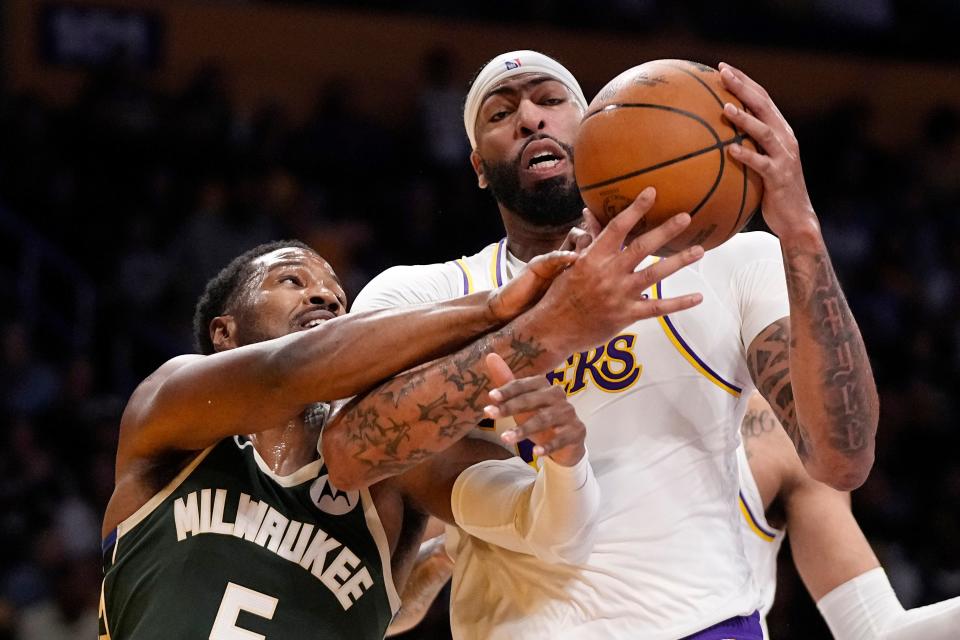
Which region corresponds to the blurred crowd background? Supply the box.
[1,1,959,638]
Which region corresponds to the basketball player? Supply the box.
[388,392,960,639]
[100,220,701,638]
[739,393,960,639]
[330,51,879,638]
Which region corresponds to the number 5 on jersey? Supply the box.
[210,582,277,640]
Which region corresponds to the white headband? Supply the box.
[463,50,587,150]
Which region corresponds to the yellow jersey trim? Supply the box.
[455,259,474,295]
[650,275,742,398]
[739,494,776,542]
[99,580,113,640]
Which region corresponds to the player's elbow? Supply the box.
[324,462,366,493]
[818,469,870,493]
[807,449,875,491]
[836,453,875,491]
[320,431,366,492]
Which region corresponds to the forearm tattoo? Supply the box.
[333,328,547,481]
[749,247,875,461]
[748,319,809,459]
[785,248,874,454]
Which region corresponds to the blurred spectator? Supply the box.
[416,48,470,170]
[15,555,99,640]
[0,6,957,639]
[0,323,60,417]
[168,175,279,305]
[918,106,960,206]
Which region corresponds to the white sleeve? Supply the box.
[351,263,463,312]
[816,567,960,640]
[702,231,790,349]
[450,454,600,565]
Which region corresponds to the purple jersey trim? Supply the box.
[681,611,763,640]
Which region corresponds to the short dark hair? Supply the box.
[192,240,314,355]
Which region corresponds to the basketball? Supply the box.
[574,59,763,255]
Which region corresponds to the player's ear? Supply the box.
[210,315,239,352]
[470,150,488,189]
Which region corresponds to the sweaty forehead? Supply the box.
[252,248,339,282]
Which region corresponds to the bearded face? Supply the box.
[480,136,583,228]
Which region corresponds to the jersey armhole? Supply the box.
[107,444,217,551]
[99,579,113,640]
[737,447,784,543]
[359,488,403,615]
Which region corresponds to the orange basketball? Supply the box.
[574,60,763,255]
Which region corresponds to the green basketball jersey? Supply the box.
[100,436,399,639]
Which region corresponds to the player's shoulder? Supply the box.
[366,261,461,286]
[699,231,783,275]
[130,354,204,404]
[709,230,782,259]
[353,240,506,312]
[352,261,464,312]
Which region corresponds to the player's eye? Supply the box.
[542,97,565,106]
[279,274,303,286]
[489,109,511,122]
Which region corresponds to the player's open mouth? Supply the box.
[298,309,337,329]
[520,138,568,179]
[528,151,562,170]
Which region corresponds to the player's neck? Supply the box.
[499,207,578,263]
[245,415,321,476]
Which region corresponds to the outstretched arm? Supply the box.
[324,189,705,489]
[396,354,600,566]
[788,450,960,640]
[742,394,960,640]
[387,354,604,635]
[722,62,878,490]
[120,252,574,459]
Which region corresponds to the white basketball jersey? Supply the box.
[736,444,787,639]
[353,232,790,639]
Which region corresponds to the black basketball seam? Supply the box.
[666,60,755,152]
[694,131,726,219]
[732,202,763,240]
[667,61,757,233]
[728,162,751,238]
[583,101,716,125]
[583,63,756,241]
[579,132,741,193]
[579,102,725,201]
[665,61,726,109]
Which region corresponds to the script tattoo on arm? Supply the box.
[783,249,874,455]
[785,250,878,455]
[748,246,877,469]
[329,328,548,484]
[739,401,780,460]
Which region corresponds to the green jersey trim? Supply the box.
[99,579,112,640]
[114,444,217,552]
[359,487,401,614]
[236,436,323,487]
